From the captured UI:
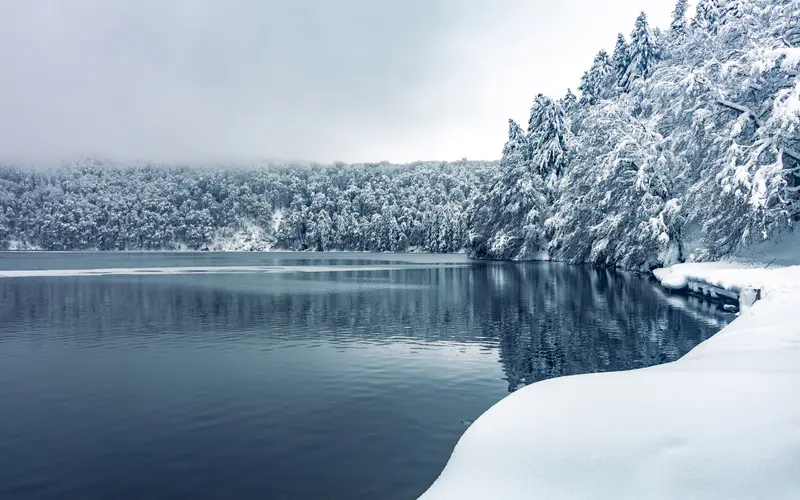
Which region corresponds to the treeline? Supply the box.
[0,160,488,252]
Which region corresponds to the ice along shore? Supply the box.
[420,262,800,500]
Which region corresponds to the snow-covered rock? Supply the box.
[420,262,800,500]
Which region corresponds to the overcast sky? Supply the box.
[0,0,677,165]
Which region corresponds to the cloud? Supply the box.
[0,0,675,165]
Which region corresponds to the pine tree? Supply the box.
[621,12,658,91]
[561,88,578,115]
[579,50,614,105]
[0,210,8,250]
[670,0,689,34]
[693,0,721,34]
[528,94,568,179]
[611,33,630,91]
[467,119,546,260]
[504,119,528,159]
[718,0,744,25]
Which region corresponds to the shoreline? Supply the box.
[420,262,800,499]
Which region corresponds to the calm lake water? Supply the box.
[0,252,729,500]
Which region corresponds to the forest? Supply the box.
[0,160,487,253]
[1,0,798,270]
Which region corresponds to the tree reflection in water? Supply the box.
[0,261,728,396]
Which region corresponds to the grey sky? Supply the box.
[0,0,675,165]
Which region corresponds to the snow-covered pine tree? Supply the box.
[579,50,614,105]
[612,33,631,91]
[0,210,8,250]
[561,88,578,115]
[527,94,569,182]
[621,12,659,91]
[718,0,745,25]
[467,119,547,260]
[670,0,689,34]
[693,0,722,34]
[561,88,580,134]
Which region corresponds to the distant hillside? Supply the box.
[0,160,490,253]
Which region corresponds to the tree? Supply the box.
[670,0,689,34]
[0,209,8,250]
[693,0,721,34]
[468,119,547,260]
[527,94,569,181]
[561,88,578,115]
[621,12,659,90]
[719,1,745,25]
[579,50,614,105]
[611,33,630,90]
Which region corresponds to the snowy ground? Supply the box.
[420,259,800,499]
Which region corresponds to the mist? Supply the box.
[0,0,674,165]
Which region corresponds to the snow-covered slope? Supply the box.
[209,221,272,251]
[420,262,800,500]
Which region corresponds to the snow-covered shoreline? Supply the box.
[420,261,800,499]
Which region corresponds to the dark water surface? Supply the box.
[0,252,729,500]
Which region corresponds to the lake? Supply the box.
[0,252,729,500]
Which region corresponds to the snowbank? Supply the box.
[420,262,800,500]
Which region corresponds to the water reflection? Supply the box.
[477,263,727,392]
[0,261,728,394]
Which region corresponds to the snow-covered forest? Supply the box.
[0,160,488,252]
[471,0,799,269]
[1,0,798,270]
